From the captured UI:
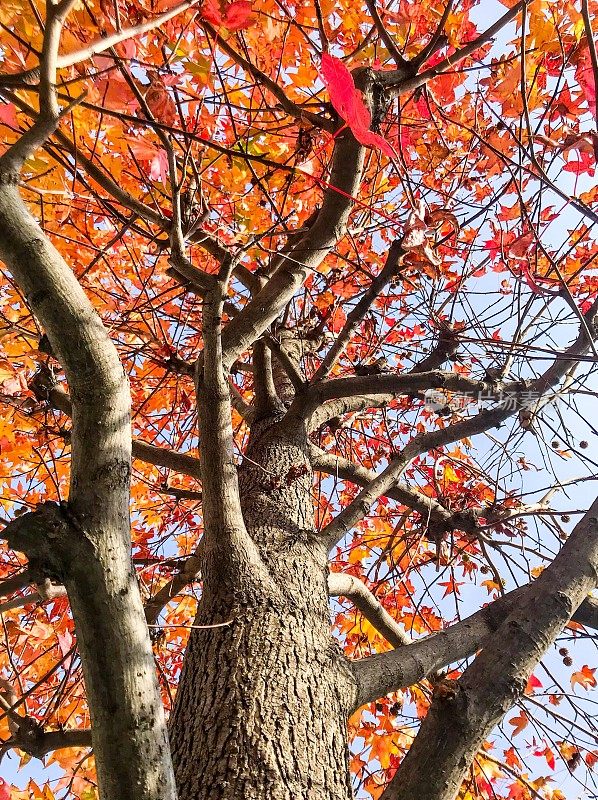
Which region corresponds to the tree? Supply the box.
[0,0,598,798]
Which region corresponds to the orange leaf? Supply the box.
[438,578,464,598]
[571,664,597,691]
[0,359,15,382]
[504,747,522,768]
[509,710,528,736]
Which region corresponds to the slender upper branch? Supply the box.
[34,381,202,478]
[202,21,330,131]
[144,551,202,625]
[217,75,374,369]
[320,300,598,549]
[411,0,454,70]
[311,240,406,383]
[195,278,269,584]
[0,0,202,88]
[0,0,75,174]
[376,2,524,98]
[0,89,247,290]
[364,0,409,68]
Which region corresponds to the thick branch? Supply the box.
[2,726,92,758]
[294,369,489,424]
[379,496,598,800]
[313,447,557,537]
[264,335,306,398]
[352,587,524,708]
[352,581,598,711]
[308,328,459,430]
[0,569,30,599]
[0,503,176,800]
[144,552,202,625]
[252,339,283,419]
[572,594,598,629]
[195,280,269,586]
[0,578,66,613]
[0,8,176,794]
[409,326,459,373]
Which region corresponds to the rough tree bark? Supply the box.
[169,263,358,797]
[169,420,358,800]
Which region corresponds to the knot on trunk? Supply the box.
[2,501,88,585]
[0,170,20,186]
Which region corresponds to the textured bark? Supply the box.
[169,421,357,800]
[0,182,176,800]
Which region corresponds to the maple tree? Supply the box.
[1,0,598,799]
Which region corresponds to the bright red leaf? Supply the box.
[202,0,253,30]
[525,673,543,694]
[576,44,597,121]
[0,102,17,127]
[320,53,397,159]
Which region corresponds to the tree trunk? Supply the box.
[169,420,358,800]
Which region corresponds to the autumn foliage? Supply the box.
[1,0,598,799]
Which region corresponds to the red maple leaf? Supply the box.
[202,0,253,30]
[320,53,397,159]
[576,44,597,121]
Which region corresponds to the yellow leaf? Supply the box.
[0,359,15,382]
[443,464,460,483]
